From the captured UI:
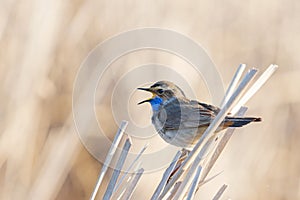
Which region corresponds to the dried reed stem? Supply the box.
[103,138,132,200]
[166,182,182,200]
[200,106,248,182]
[112,162,143,199]
[150,150,182,200]
[220,63,246,108]
[186,166,202,200]
[120,168,144,200]
[114,143,148,193]
[212,184,228,200]
[231,64,278,115]
[90,120,128,200]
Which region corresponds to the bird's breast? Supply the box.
[151,113,164,133]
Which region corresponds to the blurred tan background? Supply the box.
[0,0,299,199]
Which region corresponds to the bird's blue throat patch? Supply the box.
[149,96,163,111]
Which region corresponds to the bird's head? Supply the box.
[137,81,186,106]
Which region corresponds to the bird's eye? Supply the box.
[157,89,164,94]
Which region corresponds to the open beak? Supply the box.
[137,87,152,92]
[137,99,151,105]
[137,87,155,105]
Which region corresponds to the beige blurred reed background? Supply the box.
[0,0,299,200]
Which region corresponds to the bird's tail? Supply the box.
[224,117,262,127]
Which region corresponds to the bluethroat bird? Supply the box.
[138,81,261,149]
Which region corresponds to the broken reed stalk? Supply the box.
[112,162,143,199]
[200,106,248,183]
[196,72,250,186]
[166,182,182,200]
[120,168,145,200]
[182,106,247,198]
[114,143,149,193]
[212,184,228,200]
[220,63,246,108]
[186,166,202,200]
[150,150,182,200]
[164,65,277,199]
[198,65,278,183]
[90,121,147,200]
[195,63,249,186]
[168,64,248,199]
[172,137,214,199]
[103,138,132,200]
[231,64,278,115]
[159,68,258,199]
[90,120,128,200]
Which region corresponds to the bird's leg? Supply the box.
[166,148,190,184]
